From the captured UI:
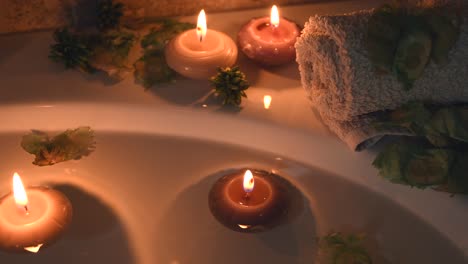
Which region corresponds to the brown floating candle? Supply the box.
[209,169,292,233]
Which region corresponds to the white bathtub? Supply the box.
[0,1,467,263]
[0,103,465,263]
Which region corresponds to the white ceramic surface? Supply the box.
[0,104,465,264]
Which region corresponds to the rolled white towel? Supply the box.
[296,4,468,150]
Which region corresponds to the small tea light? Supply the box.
[165,9,238,79]
[0,173,72,253]
[209,169,291,232]
[237,5,300,66]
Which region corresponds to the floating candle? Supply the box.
[0,173,72,253]
[165,9,238,79]
[237,5,300,66]
[209,169,291,233]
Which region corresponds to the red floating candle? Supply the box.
[237,5,300,66]
[0,173,72,253]
[209,169,292,232]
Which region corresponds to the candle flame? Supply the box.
[24,244,43,253]
[13,173,28,208]
[197,9,207,42]
[263,95,272,109]
[243,170,254,193]
[270,5,280,27]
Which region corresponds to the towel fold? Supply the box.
[296,3,468,151]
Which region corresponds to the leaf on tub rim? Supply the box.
[21,127,96,166]
[134,19,194,88]
[372,102,468,194]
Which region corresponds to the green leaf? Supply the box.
[21,127,96,166]
[134,49,175,88]
[373,141,452,187]
[393,24,432,90]
[20,131,49,155]
[404,148,453,186]
[367,7,401,73]
[430,106,468,144]
[373,102,432,135]
[49,28,96,73]
[434,152,468,194]
[141,20,194,50]
[97,0,124,31]
[90,29,136,77]
[319,232,372,264]
[134,19,194,87]
[425,11,461,65]
[366,5,460,90]
[373,102,468,194]
[101,30,136,59]
[373,141,412,185]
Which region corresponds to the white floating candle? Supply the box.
[165,9,238,79]
[0,173,72,253]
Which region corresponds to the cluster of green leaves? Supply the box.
[96,0,124,31]
[134,19,194,88]
[49,27,135,72]
[51,0,232,90]
[373,102,468,194]
[141,19,194,50]
[319,232,372,264]
[21,127,96,166]
[367,4,462,89]
[49,28,95,73]
[101,30,135,58]
[49,0,130,73]
[134,49,175,88]
[210,66,250,106]
[97,29,136,68]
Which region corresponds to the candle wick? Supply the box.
[24,205,29,215]
[270,24,278,33]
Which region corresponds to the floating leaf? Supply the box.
[319,232,372,264]
[21,127,96,166]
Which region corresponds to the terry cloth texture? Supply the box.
[296,2,468,151]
